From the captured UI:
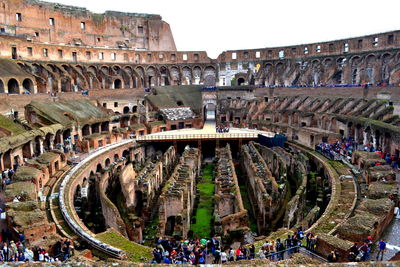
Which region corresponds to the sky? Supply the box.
[49,0,400,58]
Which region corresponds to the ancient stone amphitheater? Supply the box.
[1,0,400,266]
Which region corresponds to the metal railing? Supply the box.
[136,132,259,141]
[256,246,327,263]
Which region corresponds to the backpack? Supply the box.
[199,257,205,263]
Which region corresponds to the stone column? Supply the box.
[354,128,359,143]
[39,138,44,155]
[49,136,55,150]
[363,132,368,146]
[268,87,275,102]
[372,135,377,148]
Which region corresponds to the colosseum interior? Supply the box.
[0,0,399,265]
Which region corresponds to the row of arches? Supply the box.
[0,78,35,94]
[14,61,218,93]
[256,51,400,86]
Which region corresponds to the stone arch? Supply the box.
[159,66,170,86]
[169,66,180,85]
[96,163,102,173]
[323,58,333,66]
[237,77,245,85]
[0,79,4,93]
[350,55,361,66]
[365,54,377,83]
[114,79,122,89]
[105,158,111,167]
[22,78,34,93]
[181,66,192,85]
[82,124,90,136]
[122,149,130,161]
[146,66,158,86]
[123,106,130,114]
[193,66,202,84]
[135,66,146,87]
[7,78,19,94]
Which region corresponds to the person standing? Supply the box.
[376,239,386,261]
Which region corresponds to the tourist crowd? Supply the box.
[216,124,230,133]
[151,230,318,264]
[316,137,356,161]
[316,137,400,170]
[0,230,73,263]
[346,237,387,262]
[258,82,395,89]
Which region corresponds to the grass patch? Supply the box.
[191,163,215,238]
[96,229,152,262]
[192,208,213,238]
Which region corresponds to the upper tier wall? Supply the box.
[0,0,176,51]
[217,30,400,62]
[2,35,211,64]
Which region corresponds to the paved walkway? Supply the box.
[137,120,274,141]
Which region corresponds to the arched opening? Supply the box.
[122,150,130,161]
[105,158,111,167]
[44,133,53,151]
[332,70,343,84]
[165,216,176,236]
[114,154,119,162]
[7,79,19,94]
[13,155,21,169]
[22,78,34,93]
[132,106,137,113]
[96,163,102,173]
[123,106,130,114]
[135,190,143,216]
[237,77,245,86]
[101,121,109,132]
[114,79,122,89]
[0,80,4,93]
[91,123,100,134]
[3,150,12,169]
[22,142,32,159]
[82,125,90,136]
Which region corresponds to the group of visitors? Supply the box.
[346,237,387,262]
[0,230,28,262]
[32,239,73,262]
[259,82,394,89]
[316,137,356,160]
[347,237,374,262]
[151,230,317,264]
[151,236,223,264]
[373,149,400,170]
[216,124,230,133]
[316,137,400,171]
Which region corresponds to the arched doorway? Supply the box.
[135,190,143,216]
[114,79,122,89]
[123,106,130,114]
[0,80,4,93]
[165,216,176,236]
[22,78,34,93]
[7,79,19,94]
[237,77,245,85]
